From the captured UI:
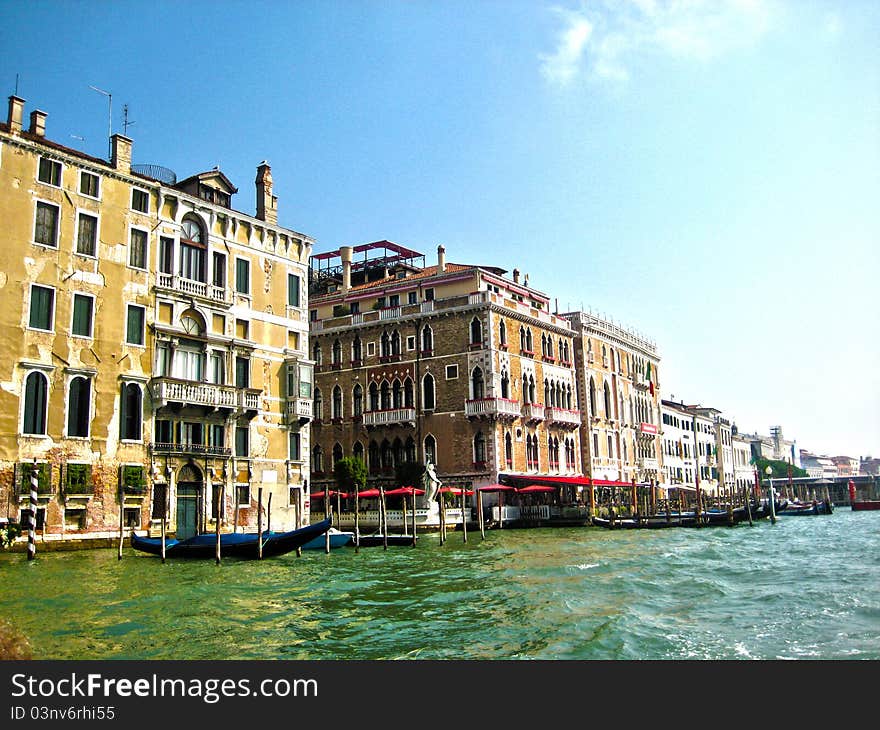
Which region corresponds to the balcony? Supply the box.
[544,407,581,428]
[362,407,417,428]
[465,397,521,421]
[155,273,230,305]
[149,442,232,457]
[286,398,313,424]
[521,402,545,423]
[150,377,261,413]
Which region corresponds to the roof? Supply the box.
[174,168,238,194]
[0,123,112,169]
[311,262,474,300]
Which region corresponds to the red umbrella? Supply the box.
[310,490,349,499]
[478,484,517,492]
[355,488,382,498]
[438,487,474,496]
[384,486,426,497]
[517,485,556,494]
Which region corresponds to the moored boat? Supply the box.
[776,500,833,516]
[852,500,880,511]
[130,517,332,559]
[355,533,418,547]
[301,527,355,550]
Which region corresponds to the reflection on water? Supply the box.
[1,511,878,659]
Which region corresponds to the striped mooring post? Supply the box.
[27,461,38,561]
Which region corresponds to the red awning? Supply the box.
[355,488,382,498]
[517,485,557,494]
[499,474,591,486]
[310,490,349,499]
[384,486,426,497]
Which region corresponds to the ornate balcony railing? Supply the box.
[544,407,581,428]
[155,273,230,304]
[362,407,416,427]
[465,397,521,420]
[521,402,545,422]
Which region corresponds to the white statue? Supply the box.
[421,459,442,507]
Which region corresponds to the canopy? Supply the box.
[517,485,557,494]
[500,474,590,486]
[438,487,475,496]
[478,484,517,492]
[384,486,426,497]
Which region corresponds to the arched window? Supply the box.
[380,380,391,410]
[604,382,612,419]
[120,382,142,440]
[368,440,380,473]
[391,330,401,356]
[353,441,365,463]
[380,331,391,358]
[312,342,322,366]
[505,431,513,468]
[314,387,323,420]
[541,333,547,357]
[312,445,324,473]
[421,325,433,353]
[22,371,49,435]
[67,376,91,437]
[332,339,342,365]
[393,437,404,465]
[424,434,437,465]
[380,439,393,469]
[525,328,533,352]
[405,437,416,463]
[179,215,207,283]
[470,317,482,346]
[471,367,484,400]
[528,375,536,404]
[520,326,527,352]
[589,377,597,416]
[333,442,343,465]
[368,382,379,411]
[544,379,551,406]
[567,384,573,410]
[422,373,435,410]
[332,385,343,419]
[352,335,362,363]
[404,378,414,408]
[547,337,554,359]
[392,379,402,409]
[499,320,507,347]
[353,383,363,417]
[473,431,486,465]
[522,373,530,404]
[500,369,510,399]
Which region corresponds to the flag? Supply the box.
[646,362,655,396]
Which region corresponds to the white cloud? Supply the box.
[540,0,776,85]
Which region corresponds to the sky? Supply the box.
[2,0,877,459]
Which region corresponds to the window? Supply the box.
[71,293,94,338]
[288,274,301,307]
[353,384,363,417]
[235,426,249,457]
[119,383,142,440]
[332,385,343,419]
[235,258,250,295]
[28,285,55,331]
[389,294,400,307]
[298,364,312,398]
[76,212,98,256]
[235,356,250,388]
[312,445,324,473]
[209,352,225,385]
[236,484,251,508]
[67,376,91,437]
[424,288,434,302]
[424,435,437,465]
[158,237,174,275]
[474,431,486,464]
[471,367,484,400]
[126,305,145,346]
[79,171,99,198]
[34,201,59,247]
[129,228,147,269]
[289,432,301,461]
[64,463,92,495]
[421,326,433,353]
[470,317,482,345]
[212,252,226,288]
[445,364,458,380]
[22,371,49,435]
[131,188,149,213]
[350,301,360,315]
[406,335,416,351]
[38,157,61,186]
[407,291,417,304]
[422,373,435,410]
[179,242,206,282]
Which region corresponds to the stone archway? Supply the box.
[176,463,204,540]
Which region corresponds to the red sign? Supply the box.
[640,423,658,434]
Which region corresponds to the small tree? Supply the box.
[334,456,368,492]
[754,457,808,480]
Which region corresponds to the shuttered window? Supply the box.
[28,285,55,331]
[126,305,145,346]
[34,202,59,247]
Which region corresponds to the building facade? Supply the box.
[660,401,722,496]
[308,243,582,499]
[0,95,313,545]
[564,312,662,487]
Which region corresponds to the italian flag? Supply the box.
[646,362,655,396]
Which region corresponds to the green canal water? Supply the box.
[1,510,878,660]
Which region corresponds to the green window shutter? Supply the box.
[236,259,250,294]
[288,274,300,306]
[29,286,54,330]
[126,306,144,345]
[72,295,93,337]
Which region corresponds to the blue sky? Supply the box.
[2,1,877,458]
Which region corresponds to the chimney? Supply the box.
[111,133,133,173]
[7,95,25,134]
[513,268,520,284]
[28,109,47,136]
[340,246,353,293]
[437,245,446,272]
[255,161,278,224]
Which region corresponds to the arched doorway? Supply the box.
[176,463,204,540]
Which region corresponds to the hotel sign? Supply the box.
[640,423,658,434]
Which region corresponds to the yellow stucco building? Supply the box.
[0,95,314,547]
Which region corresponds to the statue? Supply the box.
[421,459,442,507]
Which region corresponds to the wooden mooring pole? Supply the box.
[354,483,360,553]
[380,486,388,551]
[215,483,222,565]
[257,487,264,560]
[117,488,125,560]
[460,488,468,543]
[411,491,417,547]
[477,488,485,540]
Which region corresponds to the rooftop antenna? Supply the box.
[14,73,19,96]
[89,85,112,161]
[122,104,135,136]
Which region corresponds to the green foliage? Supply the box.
[334,456,368,491]
[754,457,808,480]
[0,522,22,549]
[395,461,425,488]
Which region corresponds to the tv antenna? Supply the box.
[122,104,135,136]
